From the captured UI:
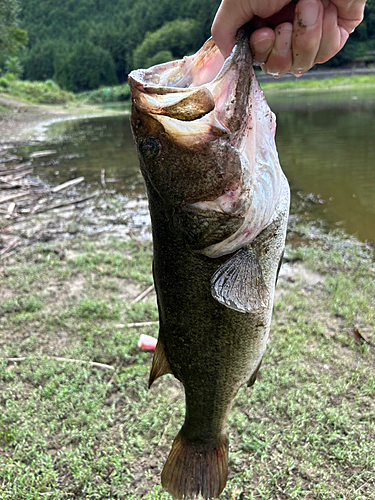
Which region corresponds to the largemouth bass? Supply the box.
[128,27,290,499]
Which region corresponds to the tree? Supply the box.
[54,41,118,92]
[133,19,204,70]
[0,0,28,66]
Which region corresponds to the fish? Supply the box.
[128,26,290,500]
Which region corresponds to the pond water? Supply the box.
[19,88,375,244]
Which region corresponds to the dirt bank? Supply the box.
[0,95,125,146]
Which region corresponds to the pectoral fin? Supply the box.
[211,247,269,313]
[148,338,172,389]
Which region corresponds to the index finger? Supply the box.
[211,0,255,58]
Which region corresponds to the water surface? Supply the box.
[18,88,375,244]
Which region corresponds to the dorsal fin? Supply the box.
[148,337,172,389]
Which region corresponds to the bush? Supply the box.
[0,77,9,88]
[145,50,173,68]
[0,74,74,104]
[133,18,204,69]
[54,41,118,92]
[23,41,56,81]
[76,83,131,104]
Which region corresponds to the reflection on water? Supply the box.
[19,115,143,195]
[268,89,375,242]
[18,89,375,243]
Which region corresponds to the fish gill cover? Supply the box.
[128,26,290,499]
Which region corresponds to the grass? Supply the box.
[0,73,74,105]
[0,221,374,499]
[75,84,131,104]
[3,72,375,110]
[0,73,130,107]
[261,74,375,92]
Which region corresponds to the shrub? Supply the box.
[0,77,9,88]
[133,19,203,69]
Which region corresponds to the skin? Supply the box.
[211,0,367,77]
[129,28,291,498]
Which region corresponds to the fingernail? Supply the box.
[298,0,319,28]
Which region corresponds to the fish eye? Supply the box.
[139,138,161,160]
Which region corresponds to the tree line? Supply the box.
[17,0,220,92]
[1,0,375,93]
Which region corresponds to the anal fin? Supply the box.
[211,247,269,313]
[148,337,172,389]
[247,356,263,387]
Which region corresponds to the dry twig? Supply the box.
[131,284,155,304]
[5,356,115,370]
[33,193,97,214]
[51,177,85,193]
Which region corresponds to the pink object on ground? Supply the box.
[138,334,157,351]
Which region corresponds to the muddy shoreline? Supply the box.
[0,95,127,146]
[0,97,146,260]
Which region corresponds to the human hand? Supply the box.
[211,0,367,77]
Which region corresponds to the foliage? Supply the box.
[0,225,374,499]
[145,50,174,68]
[0,73,73,104]
[14,0,375,92]
[76,83,131,104]
[0,0,28,66]
[323,0,375,67]
[133,19,204,69]
[4,56,23,76]
[53,41,118,92]
[261,74,375,92]
[18,0,221,90]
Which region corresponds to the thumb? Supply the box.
[211,0,255,58]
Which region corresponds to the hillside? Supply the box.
[18,0,220,91]
[16,0,375,92]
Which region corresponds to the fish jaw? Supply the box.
[129,28,284,256]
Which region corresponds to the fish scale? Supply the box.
[129,25,290,499]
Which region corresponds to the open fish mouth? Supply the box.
[129,29,285,258]
[128,33,251,143]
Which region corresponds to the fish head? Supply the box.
[129,28,284,255]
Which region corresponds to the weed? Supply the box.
[0,225,374,499]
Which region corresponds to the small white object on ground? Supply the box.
[138,334,157,351]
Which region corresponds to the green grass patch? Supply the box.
[75,83,131,104]
[0,73,74,104]
[261,74,375,92]
[0,226,374,499]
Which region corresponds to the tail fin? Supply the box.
[161,430,229,499]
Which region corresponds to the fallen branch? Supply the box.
[0,162,34,176]
[0,191,30,205]
[29,150,57,158]
[131,284,155,304]
[0,155,22,163]
[5,356,115,370]
[33,193,98,214]
[0,240,20,257]
[51,177,85,193]
[11,170,34,180]
[119,321,159,328]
